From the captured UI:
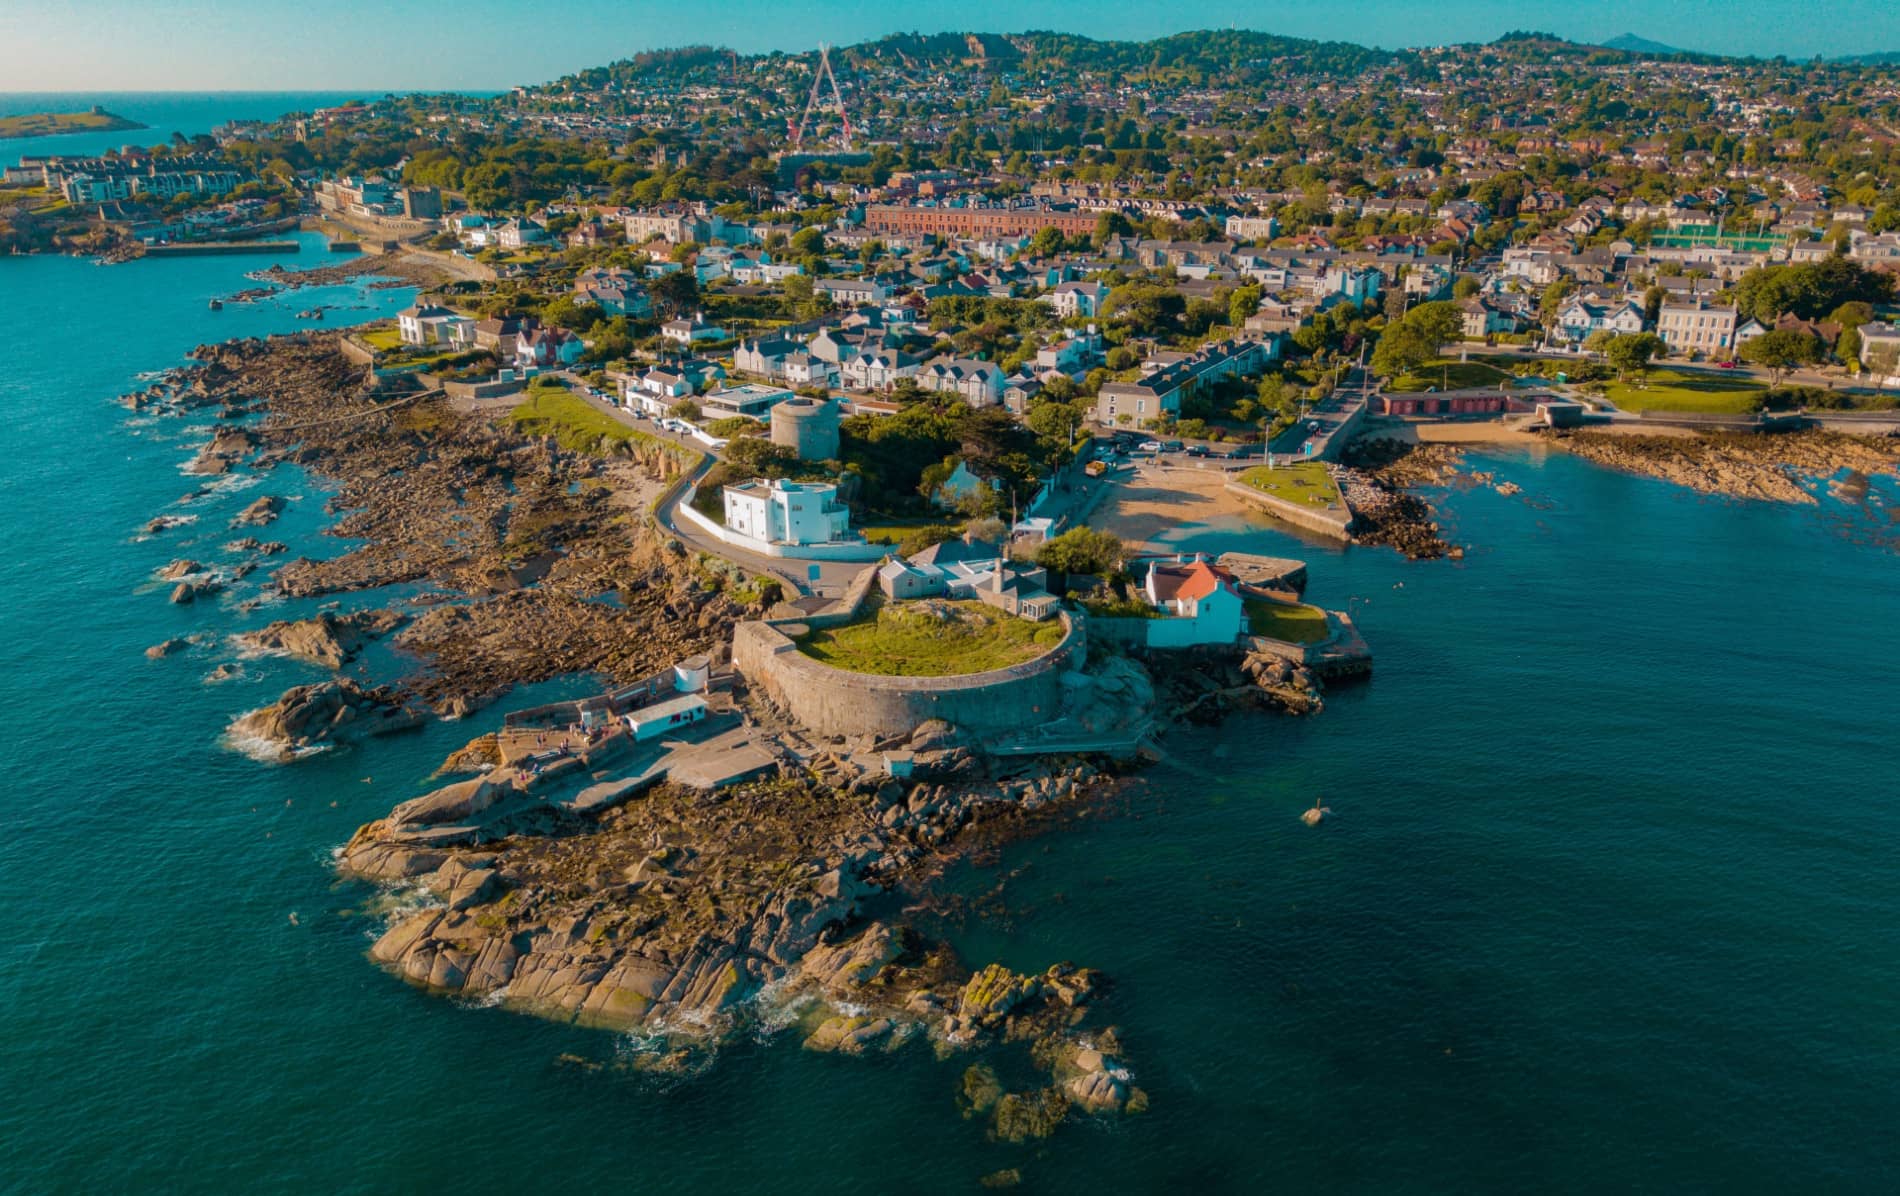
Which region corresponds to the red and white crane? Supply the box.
[787,43,854,152]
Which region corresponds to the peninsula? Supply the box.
[0,107,145,140]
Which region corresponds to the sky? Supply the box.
[2,0,1896,92]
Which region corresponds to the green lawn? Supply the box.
[1387,358,1513,393]
[1245,599,1331,644]
[511,384,690,459]
[794,600,1064,676]
[1237,462,1342,507]
[357,326,403,352]
[1600,368,1765,414]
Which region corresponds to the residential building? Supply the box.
[917,357,1006,407]
[397,304,476,348]
[722,479,851,546]
[1656,301,1740,356]
[1141,556,1246,647]
[573,267,651,317]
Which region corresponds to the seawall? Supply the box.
[1225,481,1355,541]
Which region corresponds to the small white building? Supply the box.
[625,694,707,741]
[722,478,851,546]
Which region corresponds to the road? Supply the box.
[1268,365,1374,461]
[543,381,874,599]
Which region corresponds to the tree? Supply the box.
[1605,332,1666,380]
[668,399,702,421]
[1538,278,1577,329]
[1453,276,1482,300]
[1035,527,1124,577]
[790,226,826,258]
[1866,344,1900,394]
[1227,284,1262,329]
[1583,328,1617,359]
[1740,328,1821,387]
[1404,300,1463,353]
[650,269,699,318]
[1027,226,1065,258]
[1371,323,1432,379]
[1836,326,1863,370]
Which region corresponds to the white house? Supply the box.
[1556,298,1646,344]
[815,278,891,306]
[1142,556,1246,647]
[662,316,728,345]
[722,478,851,546]
[1044,280,1105,318]
[917,357,1005,407]
[397,304,476,348]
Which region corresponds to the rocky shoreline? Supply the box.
[1339,439,1469,560]
[1541,428,1900,505]
[340,707,1150,1141]
[126,331,1347,1144]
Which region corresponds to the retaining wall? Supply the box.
[732,611,1086,741]
[676,492,889,561]
[1225,481,1355,541]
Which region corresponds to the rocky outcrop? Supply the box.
[232,495,285,527]
[228,678,425,754]
[1547,428,1900,503]
[235,609,407,669]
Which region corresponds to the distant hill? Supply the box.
[1836,50,1900,64]
[1601,33,1687,55]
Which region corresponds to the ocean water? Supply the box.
[0,93,378,167]
[4,237,1900,1190]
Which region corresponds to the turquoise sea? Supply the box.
[4,104,1900,1196]
[0,93,378,165]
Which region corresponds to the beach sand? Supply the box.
[1092,464,1267,552]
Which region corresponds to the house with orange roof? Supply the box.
[1140,555,1246,647]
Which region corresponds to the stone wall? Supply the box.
[1225,481,1355,541]
[732,612,1086,741]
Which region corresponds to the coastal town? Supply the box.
[37,25,1900,1156]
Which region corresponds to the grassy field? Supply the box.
[795,600,1065,676]
[1245,599,1331,644]
[511,384,671,456]
[357,326,404,352]
[1600,368,1764,414]
[1387,358,1513,393]
[1237,461,1342,507]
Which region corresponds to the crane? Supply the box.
[787,43,854,152]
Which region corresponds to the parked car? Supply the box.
[1137,439,1163,452]
[1185,445,1210,457]
[1161,440,1184,453]
[1084,459,1108,478]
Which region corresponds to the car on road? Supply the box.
[1185,445,1209,457]
[1137,439,1163,452]
[1161,440,1184,453]
[1307,420,1322,432]
[1717,361,1737,369]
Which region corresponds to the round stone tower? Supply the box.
[771,396,840,461]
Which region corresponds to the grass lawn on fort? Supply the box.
[1245,598,1331,644]
[794,600,1063,676]
[1237,461,1343,508]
